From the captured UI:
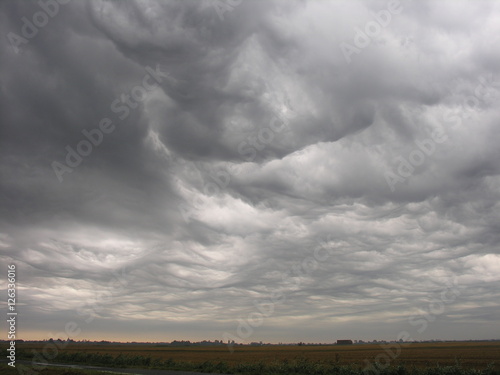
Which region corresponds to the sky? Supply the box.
[1,0,500,344]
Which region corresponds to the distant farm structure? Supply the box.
[336,339,353,345]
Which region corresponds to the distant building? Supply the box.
[336,339,353,345]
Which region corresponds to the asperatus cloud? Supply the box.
[1,1,499,374]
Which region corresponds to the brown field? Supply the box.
[14,341,500,369]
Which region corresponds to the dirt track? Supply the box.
[6,360,229,375]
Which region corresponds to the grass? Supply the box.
[4,341,500,375]
[6,358,500,375]
[0,363,113,375]
[11,341,500,368]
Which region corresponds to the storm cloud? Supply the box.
[1,0,499,343]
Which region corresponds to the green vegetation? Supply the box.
[7,341,499,375]
[0,363,113,375]
[11,351,500,375]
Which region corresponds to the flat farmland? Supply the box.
[15,341,500,369]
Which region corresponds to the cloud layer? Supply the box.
[1,0,499,343]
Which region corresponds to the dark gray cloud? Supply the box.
[1,0,499,344]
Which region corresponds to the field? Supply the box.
[0,363,111,375]
[6,341,500,375]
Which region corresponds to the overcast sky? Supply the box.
[1,0,500,344]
